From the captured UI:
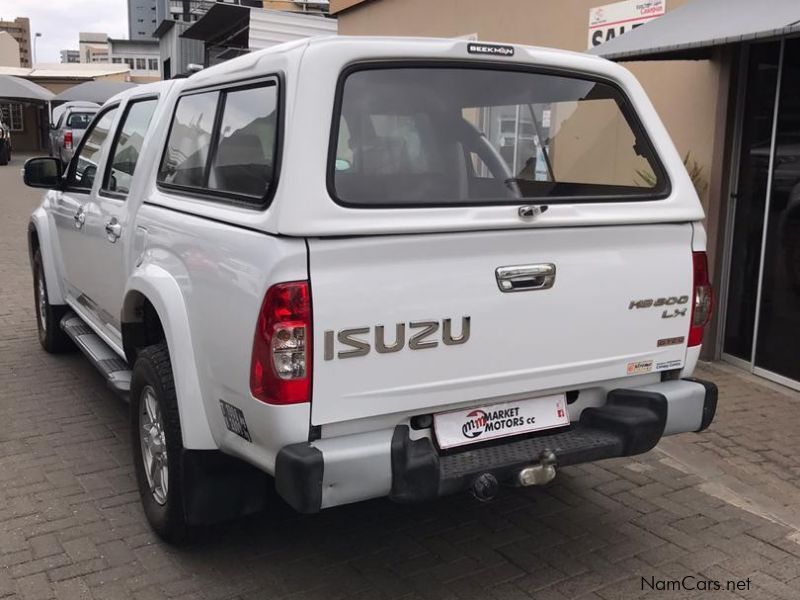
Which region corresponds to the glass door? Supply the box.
[722,42,781,362]
[722,37,800,390]
[752,37,800,385]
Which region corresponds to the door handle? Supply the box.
[73,207,85,229]
[105,218,122,242]
[495,264,556,292]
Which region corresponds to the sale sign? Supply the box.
[588,0,666,49]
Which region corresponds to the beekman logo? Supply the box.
[467,43,515,57]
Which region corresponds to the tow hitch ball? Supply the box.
[518,451,558,487]
[469,451,558,501]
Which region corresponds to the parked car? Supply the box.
[49,101,99,166]
[24,37,717,543]
[0,119,11,165]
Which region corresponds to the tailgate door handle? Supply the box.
[495,264,556,292]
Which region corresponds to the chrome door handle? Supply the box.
[73,207,85,229]
[105,218,122,242]
[495,263,556,292]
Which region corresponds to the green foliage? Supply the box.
[637,152,707,197]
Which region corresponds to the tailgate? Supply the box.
[309,224,693,425]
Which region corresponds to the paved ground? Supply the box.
[1,153,800,600]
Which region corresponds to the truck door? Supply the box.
[81,97,159,341]
[50,105,118,306]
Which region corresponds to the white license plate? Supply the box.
[433,394,570,450]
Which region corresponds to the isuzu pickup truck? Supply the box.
[24,37,717,543]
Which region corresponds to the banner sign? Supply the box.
[588,0,666,49]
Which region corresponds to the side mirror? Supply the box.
[23,157,62,189]
[80,164,97,188]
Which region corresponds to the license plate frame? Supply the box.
[433,394,570,450]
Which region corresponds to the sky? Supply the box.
[1,0,129,64]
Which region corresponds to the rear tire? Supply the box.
[131,342,190,544]
[0,143,9,166]
[32,249,73,353]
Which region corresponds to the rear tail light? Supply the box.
[250,281,312,405]
[688,251,713,347]
[64,131,73,150]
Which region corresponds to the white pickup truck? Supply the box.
[25,37,717,543]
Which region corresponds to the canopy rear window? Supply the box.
[329,65,669,208]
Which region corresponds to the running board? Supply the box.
[61,312,131,398]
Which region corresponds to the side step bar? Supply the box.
[61,312,132,398]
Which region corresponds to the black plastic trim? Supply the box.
[275,442,323,513]
[389,425,440,503]
[326,60,672,210]
[684,377,718,431]
[580,388,667,455]
[182,449,269,526]
[390,387,670,503]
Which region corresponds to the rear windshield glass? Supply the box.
[330,66,669,207]
[66,112,95,130]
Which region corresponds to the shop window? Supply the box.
[0,103,24,131]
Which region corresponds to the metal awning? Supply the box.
[0,74,54,102]
[588,0,800,61]
[181,3,249,42]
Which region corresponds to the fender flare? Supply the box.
[123,265,217,450]
[28,208,65,305]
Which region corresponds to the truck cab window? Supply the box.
[103,98,158,196]
[158,91,219,189]
[66,107,118,192]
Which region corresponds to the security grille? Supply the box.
[0,103,23,132]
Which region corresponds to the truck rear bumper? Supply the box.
[275,378,717,513]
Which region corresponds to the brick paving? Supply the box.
[1,154,800,599]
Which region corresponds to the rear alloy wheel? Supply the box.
[140,386,169,506]
[131,342,189,544]
[32,249,73,353]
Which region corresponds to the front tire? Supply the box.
[32,249,73,353]
[131,343,189,544]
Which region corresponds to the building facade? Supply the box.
[78,32,110,63]
[129,0,159,40]
[181,2,336,66]
[59,49,80,64]
[108,38,161,82]
[0,17,31,67]
[153,1,214,79]
[0,31,20,67]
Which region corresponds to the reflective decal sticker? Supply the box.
[656,359,684,371]
[657,336,685,347]
[626,360,654,375]
[220,400,252,442]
